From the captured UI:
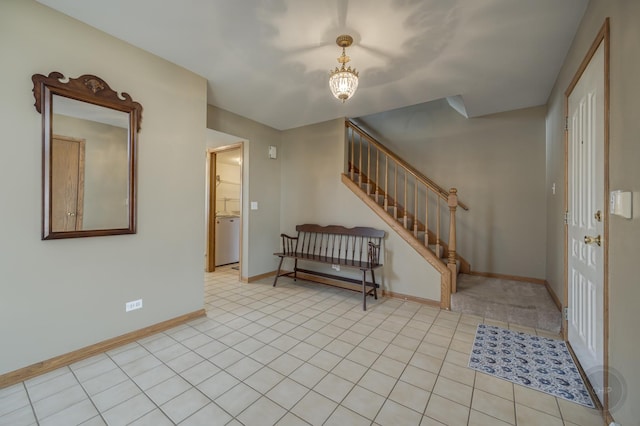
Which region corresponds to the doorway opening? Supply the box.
[206,143,243,276]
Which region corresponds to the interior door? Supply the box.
[51,135,85,232]
[567,42,604,404]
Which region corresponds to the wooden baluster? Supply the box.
[414,177,418,237]
[350,128,355,181]
[384,155,388,210]
[425,189,429,247]
[375,150,379,200]
[367,141,371,195]
[448,188,458,293]
[403,171,408,229]
[358,135,362,185]
[394,161,398,219]
[436,196,441,257]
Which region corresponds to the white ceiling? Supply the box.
[37,0,588,130]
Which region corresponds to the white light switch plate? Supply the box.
[250,201,258,210]
[610,190,632,219]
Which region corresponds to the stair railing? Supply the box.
[346,120,468,293]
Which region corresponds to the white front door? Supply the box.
[567,41,605,404]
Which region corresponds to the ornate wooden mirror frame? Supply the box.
[32,72,142,239]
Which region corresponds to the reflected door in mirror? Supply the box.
[51,135,85,231]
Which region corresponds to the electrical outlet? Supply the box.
[125,299,143,312]
[331,264,340,271]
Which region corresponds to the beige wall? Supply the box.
[280,119,441,301]
[358,100,547,279]
[546,1,640,423]
[0,1,206,374]
[207,106,282,279]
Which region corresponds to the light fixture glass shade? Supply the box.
[329,35,359,102]
[329,69,359,102]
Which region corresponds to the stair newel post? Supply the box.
[447,188,458,294]
[384,155,388,210]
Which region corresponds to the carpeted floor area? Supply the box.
[451,274,561,333]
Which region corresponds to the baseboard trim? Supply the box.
[282,272,440,308]
[604,410,615,425]
[381,290,440,307]
[0,309,206,389]
[544,280,563,311]
[246,270,277,283]
[468,271,546,285]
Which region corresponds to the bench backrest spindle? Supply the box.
[282,224,384,267]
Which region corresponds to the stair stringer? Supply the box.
[342,174,452,310]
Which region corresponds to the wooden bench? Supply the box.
[273,224,385,310]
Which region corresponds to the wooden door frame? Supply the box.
[563,17,609,413]
[206,143,244,274]
[206,150,217,272]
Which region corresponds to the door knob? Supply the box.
[584,235,601,246]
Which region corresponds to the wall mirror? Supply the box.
[32,72,142,239]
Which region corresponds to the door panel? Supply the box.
[51,136,85,232]
[567,42,604,403]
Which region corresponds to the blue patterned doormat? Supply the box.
[468,324,595,408]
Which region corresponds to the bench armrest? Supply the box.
[280,233,298,254]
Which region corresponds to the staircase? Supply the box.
[342,120,470,309]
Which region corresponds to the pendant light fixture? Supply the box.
[329,34,359,102]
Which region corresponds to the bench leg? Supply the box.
[293,259,298,281]
[362,270,367,311]
[371,269,378,300]
[273,257,285,287]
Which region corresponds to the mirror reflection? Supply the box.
[51,95,130,232]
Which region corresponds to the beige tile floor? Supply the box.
[0,265,605,425]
